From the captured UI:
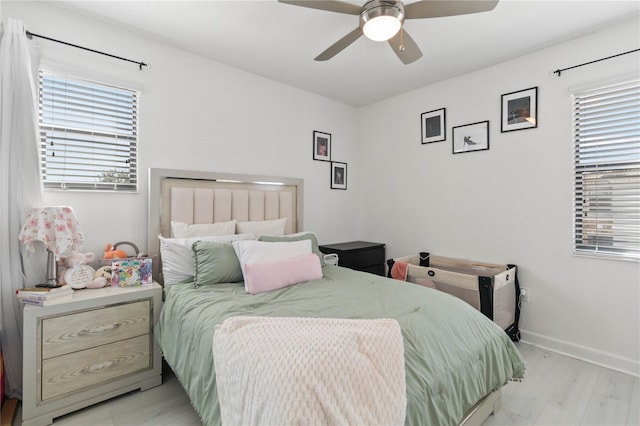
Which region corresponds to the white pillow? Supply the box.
[171,220,237,238]
[236,218,286,236]
[159,233,255,286]
[232,239,312,290]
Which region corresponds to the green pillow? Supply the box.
[258,232,325,267]
[192,241,243,287]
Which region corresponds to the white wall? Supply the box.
[358,16,640,375]
[3,1,361,258]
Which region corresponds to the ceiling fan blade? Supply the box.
[278,0,361,15]
[404,0,499,19]
[315,27,363,61]
[388,29,422,64]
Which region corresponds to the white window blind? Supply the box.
[39,71,138,191]
[572,78,640,260]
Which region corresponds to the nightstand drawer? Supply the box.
[360,264,385,276]
[338,247,385,269]
[41,334,151,401]
[319,241,386,276]
[42,300,151,359]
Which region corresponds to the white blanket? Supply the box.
[213,316,406,426]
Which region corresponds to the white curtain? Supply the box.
[0,18,43,399]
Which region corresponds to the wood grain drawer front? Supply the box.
[42,300,151,359]
[41,334,151,401]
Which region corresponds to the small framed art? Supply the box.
[452,121,489,154]
[421,108,446,144]
[313,131,331,161]
[331,161,347,190]
[501,87,538,132]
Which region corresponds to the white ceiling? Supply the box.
[55,0,640,107]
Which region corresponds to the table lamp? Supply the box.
[19,206,85,287]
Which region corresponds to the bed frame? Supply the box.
[147,168,502,426]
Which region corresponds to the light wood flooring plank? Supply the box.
[486,343,639,426]
[48,404,115,426]
[547,357,600,419]
[483,406,534,426]
[593,367,635,404]
[578,367,635,426]
[500,348,573,422]
[581,393,630,426]
[536,404,582,426]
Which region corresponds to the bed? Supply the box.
[148,168,525,426]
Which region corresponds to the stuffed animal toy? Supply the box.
[62,251,96,266]
[104,243,128,259]
[88,265,113,289]
[57,251,100,289]
[57,252,95,285]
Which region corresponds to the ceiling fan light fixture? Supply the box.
[360,0,405,42]
[363,16,401,41]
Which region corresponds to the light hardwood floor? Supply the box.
[12,342,640,425]
[485,343,639,426]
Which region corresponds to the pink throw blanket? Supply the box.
[213,316,406,426]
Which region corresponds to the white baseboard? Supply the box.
[520,329,640,378]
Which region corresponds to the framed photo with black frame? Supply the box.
[452,121,490,154]
[313,131,331,161]
[421,107,446,144]
[501,87,538,132]
[331,161,347,190]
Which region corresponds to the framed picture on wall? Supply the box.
[452,121,489,154]
[421,108,446,144]
[501,87,538,132]
[313,131,331,161]
[331,161,347,190]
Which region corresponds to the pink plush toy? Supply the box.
[57,251,100,287]
[62,251,96,266]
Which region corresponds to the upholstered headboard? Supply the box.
[147,168,304,280]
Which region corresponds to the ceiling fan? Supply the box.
[278,0,499,64]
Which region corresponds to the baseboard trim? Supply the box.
[520,329,639,378]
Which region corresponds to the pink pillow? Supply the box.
[244,254,322,295]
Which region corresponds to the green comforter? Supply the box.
[156,265,525,426]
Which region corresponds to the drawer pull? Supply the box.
[79,322,121,335]
[83,359,119,373]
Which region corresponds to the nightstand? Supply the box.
[319,241,386,276]
[22,283,163,426]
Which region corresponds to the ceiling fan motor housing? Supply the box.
[360,0,406,41]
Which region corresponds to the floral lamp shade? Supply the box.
[18,206,85,260]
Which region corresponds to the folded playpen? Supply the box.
[387,252,521,341]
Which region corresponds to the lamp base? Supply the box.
[35,249,61,288]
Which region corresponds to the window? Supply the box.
[572,78,640,260]
[39,71,139,191]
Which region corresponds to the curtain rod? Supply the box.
[554,48,639,76]
[25,30,148,70]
